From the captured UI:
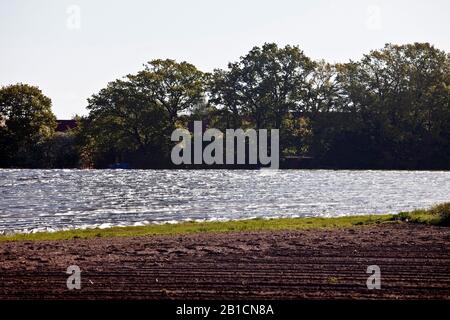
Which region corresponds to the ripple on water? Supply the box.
[0,169,449,234]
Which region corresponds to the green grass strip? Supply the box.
[1,202,448,242]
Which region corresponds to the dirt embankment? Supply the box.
[0,223,449,300]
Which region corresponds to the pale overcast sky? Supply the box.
[1,0,449,118]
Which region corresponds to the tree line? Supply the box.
[1,42,449,169]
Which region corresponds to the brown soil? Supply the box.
[0,223,449,300]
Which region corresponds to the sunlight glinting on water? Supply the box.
[0,169,449,234]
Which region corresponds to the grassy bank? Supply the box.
[396,202,450,226]
[1,203,449,242]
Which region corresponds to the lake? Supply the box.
[0,169,449,234]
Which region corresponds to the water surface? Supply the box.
[1,169,449,234]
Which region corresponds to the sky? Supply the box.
[1,0,449,119]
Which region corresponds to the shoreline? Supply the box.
[1,202,449,242]
[1,214,395,242]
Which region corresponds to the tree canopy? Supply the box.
[1,43,449,169]
[0,84,56,167]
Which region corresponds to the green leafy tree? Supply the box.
[216,43,315,130]
[0,83,56,167]
[209,67,243,129]
[41,131,79,168]
[336,43,450,168]
[133,59,207,126]
[86,76,171,168]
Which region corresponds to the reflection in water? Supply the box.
[0,169,449,234]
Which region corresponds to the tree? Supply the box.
[41,131,80,168]
[86,76,172,168]
[306,60,343,116]
[0,83,56,167]
[211,43,315,130]
[209,68,243,129]
[85,59,208,168]
[133,59,207,126]
[336,43,450,168]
